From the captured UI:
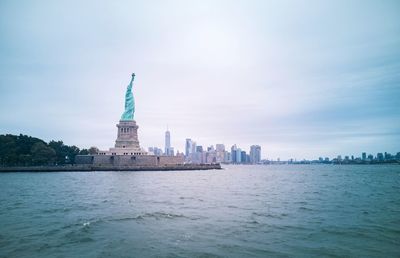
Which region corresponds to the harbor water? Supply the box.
[0,165,399,257]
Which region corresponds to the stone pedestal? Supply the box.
[98,120,147,155]
[114,120,141,150]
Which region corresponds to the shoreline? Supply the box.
[0,163,222,172]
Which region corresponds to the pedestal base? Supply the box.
[114,120,141,151]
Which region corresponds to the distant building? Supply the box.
[196,146,203,153]
[155,147,163,156]
[215,144,225,163]
[191,141,197,155]
[377,153,384,161]
[148,147,163,156]
[206,151,217,163]
[224,151,231,163]
[250,145,261,164]
[165,130,171,156]
[185,139,192,157]
[216,144,225,152]
[241,151,247,164]
[362,152,367,160]
[236,148,242,163]
[231,145,237,163]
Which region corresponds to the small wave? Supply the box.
[13,201,23,206]
[64,231,94,243]
[78,237,93,243]
[299,206,313,211]
[112,215,144,222]
[63,224,96,244]
[43,228,62,237]
[252,212,283,219]
[143,212,186,220]
[61,218,105,231]
[184,251,223,258]
[295,201,308,205]
[179,196,195,200]
[111,212,199,222]
[42,207,71,214]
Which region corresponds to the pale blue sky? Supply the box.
[1,0,399,159]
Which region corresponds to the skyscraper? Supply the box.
[225,151,231,163]
[165,130,171,156]
[215,144,225,163]
[191,141,197,154]
[241,150,247,164]
[236,148,242,163]
[231,144,237,163]
[185,139,192,157]
[250,145,261,164]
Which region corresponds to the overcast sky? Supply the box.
[1,0,399,159]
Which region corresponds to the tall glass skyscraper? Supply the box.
[165,130,171,156]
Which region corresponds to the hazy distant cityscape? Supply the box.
[147,130,400,165]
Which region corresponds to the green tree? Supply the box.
[88,146,99,155]
[79,149,89,155]
[48,140,67,165]
[31,142,56,165]
[0,134,50,166]
[18,154,32,166]
[67,145,80,164]
[0,135,17,165]
[0,134,83,166]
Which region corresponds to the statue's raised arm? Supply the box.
[121,73,136,121]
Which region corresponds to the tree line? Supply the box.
[0,134,99,166]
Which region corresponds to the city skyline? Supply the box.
[149,130,399,163]
[1,1,399,160]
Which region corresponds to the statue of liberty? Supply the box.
[121,73,135,121]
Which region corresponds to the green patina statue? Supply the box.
[121,73,135,121]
